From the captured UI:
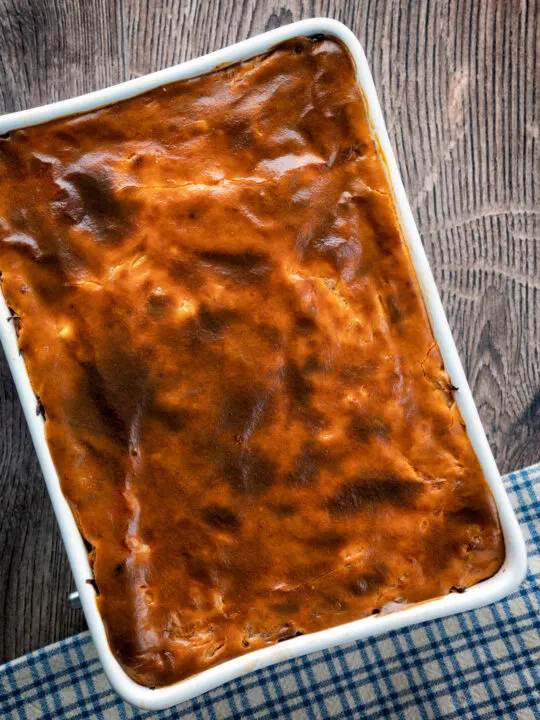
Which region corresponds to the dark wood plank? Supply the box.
[0,0,538,662]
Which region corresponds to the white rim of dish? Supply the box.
[0,17,527,711]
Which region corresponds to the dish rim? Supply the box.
[0,17,527,711]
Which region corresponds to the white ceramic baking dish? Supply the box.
[0,18,527,711]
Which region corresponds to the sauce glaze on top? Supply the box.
[0,37,504,687]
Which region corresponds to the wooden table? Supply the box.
[0,0,538,663]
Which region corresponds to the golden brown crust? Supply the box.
[0,37,504,687]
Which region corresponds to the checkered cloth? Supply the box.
[1,465,539,719]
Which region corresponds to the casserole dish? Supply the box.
[0,18,526,710]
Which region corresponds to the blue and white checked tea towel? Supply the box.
[1,464,539,719]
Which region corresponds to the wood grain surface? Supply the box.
[0,0,538,662]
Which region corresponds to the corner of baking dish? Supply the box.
[0,17,527,711]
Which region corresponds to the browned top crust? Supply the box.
[0,36,504,688]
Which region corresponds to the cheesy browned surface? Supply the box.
[0,37,504,688]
